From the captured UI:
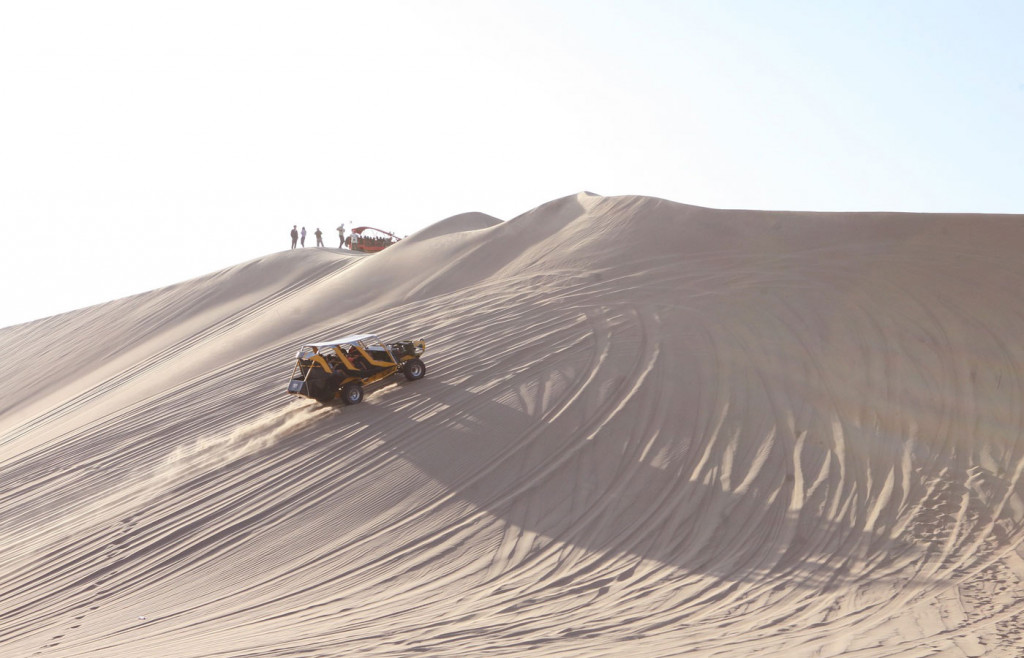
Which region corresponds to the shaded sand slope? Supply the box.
[3,193,1024,656]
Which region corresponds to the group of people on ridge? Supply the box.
[290,224,346,249]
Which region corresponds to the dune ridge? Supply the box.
[3,193,1024,656]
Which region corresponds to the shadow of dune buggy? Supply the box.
[287,334,426,405]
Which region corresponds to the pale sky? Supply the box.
[2,1,1022,328]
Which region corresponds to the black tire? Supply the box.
[313,379,336,403]
[403,358,426,381]
[341,382,364,405]
[306,369,333,402]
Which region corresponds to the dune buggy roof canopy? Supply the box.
[350,226,401,240]
[302,334,379,350]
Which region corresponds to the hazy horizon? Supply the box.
[3,0,1022,328]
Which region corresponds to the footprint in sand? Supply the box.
[42,515,139,654]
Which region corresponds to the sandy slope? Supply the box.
[2,193,1024,656]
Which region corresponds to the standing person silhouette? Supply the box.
[290,225,298,249]
[337,223,346,248]
[300,226,307,247]
[315,228,324,247]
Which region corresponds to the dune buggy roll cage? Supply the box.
[288,334,426,402]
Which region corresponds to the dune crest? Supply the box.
[403,210,502,243]
[3,194,1024,656]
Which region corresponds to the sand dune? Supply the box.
[3,193,1024,656]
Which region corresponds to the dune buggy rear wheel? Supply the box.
[403,358,426,381]
[341,382,364,405]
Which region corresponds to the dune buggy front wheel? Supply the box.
[403,359,426,381]
[341,382,364,405]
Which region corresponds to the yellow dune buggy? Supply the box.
[287,334,426,404]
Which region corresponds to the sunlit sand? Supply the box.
[3,193,1024,656]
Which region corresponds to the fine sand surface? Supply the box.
[3,193,1024,656]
